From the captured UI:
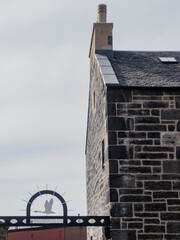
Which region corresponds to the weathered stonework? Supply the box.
[108,88,180,240]
[86,78,180,239]
[86,53,109,240]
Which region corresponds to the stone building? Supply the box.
[86,4,180,240]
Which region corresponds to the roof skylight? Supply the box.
[159,57,178,63]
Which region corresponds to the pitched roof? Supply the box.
[96,50,180,87]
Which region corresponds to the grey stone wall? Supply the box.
[108,88,180,240]
[86,56,110,240]
[0,227,8,240]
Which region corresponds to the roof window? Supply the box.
[159,57,178,63]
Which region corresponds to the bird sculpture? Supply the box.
[34,198,55,214]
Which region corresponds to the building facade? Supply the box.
[86,4,180,240]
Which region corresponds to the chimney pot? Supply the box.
[98,4,107,23]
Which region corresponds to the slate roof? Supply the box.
[96,50,180,87]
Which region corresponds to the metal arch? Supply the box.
[26,190,68,223]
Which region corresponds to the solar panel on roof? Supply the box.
[159,57,178,63]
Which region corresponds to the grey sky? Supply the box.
[0,0,179,216]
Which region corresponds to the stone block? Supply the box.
[107,103,116,116]
[122,223,127,229]
[173,182,180,190]
[135,146,141,152]
[144,219,160,224]
[177,121,180,131]
[142,160,161,166]
[118,131,146,138]
[111,230,136,240]
[145,181,171,190]
[137,174,160,180]
[165,91,180,95]
[134,204,143,212]
[120,167,151,174]
[128,222,143,229]
[133,90,163,95]
[138,234,163,239]
[143,146,173,152]
[109,174,135,188]
[161,213,180,220]
[120,195,152,202]
[162,133,178,145]
[135,213,158,218]
[144,102,168,108]
[176,147,180,159]
[122,218,142,222]
[120,160,141,165]
[109,145,133,159]
[136,181,143,188]
[136,153,167,159]
[153,167,161,173]
[145,203,166,212]
[163,161,180,173]
[151,110,160,116]
[109,160,118,173]
[108,131,117,145]
[128,109,150,116]
[168,206,180,211]
[135,125,166,131]
[111,203,132,217]
[128,140,153,145]
[119,189,143,195]
[165,234,180,239]
[153,191,178,199]
[144,225,165,233]
[154,140,161,145]
[127,103,141,108]
[107,89,132,102]
[162,110,180,120]
[162,174,180,180]
[110,189,118,202]
[176,97,180,108]
[108,117,134,130]
[117,103,126,108]
[135,117,160,123]
[168,199,180,205]
[111,217,120,229]
[148,132,160,138]
[168,125,175,131]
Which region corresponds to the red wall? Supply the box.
[8,228,65,240]
[8,227,86,240]
[65,227,87,240]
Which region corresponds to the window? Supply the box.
[93,91,96,109]
[158,57,178,63]
[102,140,105,168]
[108,35,112,45]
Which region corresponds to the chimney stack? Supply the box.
[98,4,107,23]
[89,4,113,58]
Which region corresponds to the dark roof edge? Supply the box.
[112,50,180,53]
[106,85,180,90]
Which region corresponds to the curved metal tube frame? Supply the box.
[26,190,68,224]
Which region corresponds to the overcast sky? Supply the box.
[0,0,180,216]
